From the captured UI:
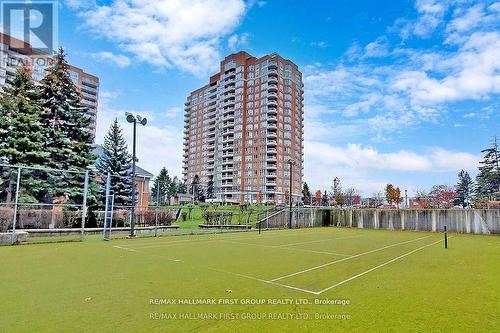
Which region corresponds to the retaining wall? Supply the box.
[262,208,500,234]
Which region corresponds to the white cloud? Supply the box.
[392,31,500,103]
[304,142,480,195]
[163,107,183,119]
[310,41,327,48]
[304,1,500,142]
[227,32,250,50]
[65,0,95,9]
[364,37,389,58]
[89,51,131,68]
[95,91,183,178]
[74,0,247,76]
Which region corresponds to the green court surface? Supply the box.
[1,227,499,332]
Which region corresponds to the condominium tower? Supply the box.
[182,52,304,204]
[0,33,99,139]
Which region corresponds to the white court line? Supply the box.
[274,234,363,247]
[113,245,184,262]
[221,239,353,257]
[315,237,449,294]
[269,235,433,282]
[113,245,137,252]
[127,230,358,250]
[266,281,320,295]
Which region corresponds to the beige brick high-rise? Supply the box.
[0,33,99,140]
[183,52,304,204]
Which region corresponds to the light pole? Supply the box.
[287,158,296,229]
[126,113,147,237]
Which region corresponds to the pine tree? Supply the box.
[151,167,171,205]
[190,175,204,202]
[95,119,134,207]
[332,177,344,207]
[206,176,215,200]
[322,190,329,206]
[476,137,500,200]
[302,181,311,203]
[39,48,94,200]
[178,179,187,194]
[169,176,180,198]
[0,62,48,202]
[455,170,473,208]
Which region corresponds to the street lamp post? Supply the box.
[126,113,147,237]
[288,158,296,229]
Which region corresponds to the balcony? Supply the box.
[267,139,277,146]
[268,84,278,92]
[268,115,277,122]
[267,147,277,153]
[268,100,277,107]
[268,92,278,100]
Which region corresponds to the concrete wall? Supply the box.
[262,208,500,234]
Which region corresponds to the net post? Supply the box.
[11,167,21,245]
[80,170,89,241]
[444,225,448,249]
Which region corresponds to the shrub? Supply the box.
[0,207,13,232]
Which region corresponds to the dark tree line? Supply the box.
[0,49,94,204]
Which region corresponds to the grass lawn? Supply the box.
[173,204,269,229]
[1,227,499,332]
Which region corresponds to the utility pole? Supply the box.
[288,159,296,229]
[126,113,147,237]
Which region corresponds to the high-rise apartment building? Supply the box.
[183,52,304,204]
[0,33,99,139]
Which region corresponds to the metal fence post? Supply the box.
[103,173,111,240]
[80,170,89,241]
[11,167,21,245]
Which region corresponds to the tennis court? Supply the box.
[2,227,499,332]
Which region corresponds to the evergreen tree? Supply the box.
[206,176,215,200]
[455,170,474,208]
[385,184,396,205]
[39,48,94,200]
[151,167,171,205]
[178,179,187,194]
[190,175,205,202]
[302,181,311,204]
[332,177,344,207]
[95,119,134,206]
[169,175,180,198]
[476,137,500,200]
[321,190,329,206]
[0,62,48,202]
